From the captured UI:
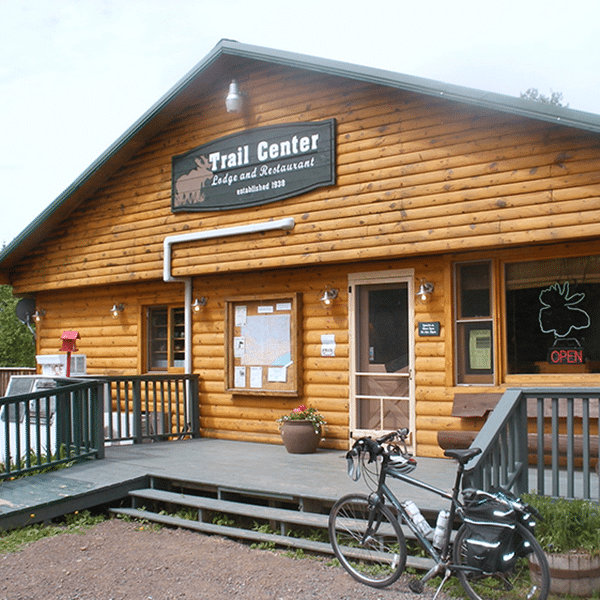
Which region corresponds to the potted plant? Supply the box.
[277,404,326,454]
[524,493,600,597]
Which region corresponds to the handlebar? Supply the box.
[346,429,412,480]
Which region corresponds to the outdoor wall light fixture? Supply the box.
[416,279,434,303]
[225,79,244,113]
[110,303,125,319]
[192,297,207,312]
[33,309,46,322]
[320,287,339,306]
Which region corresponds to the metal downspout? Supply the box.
[162,217,296,374]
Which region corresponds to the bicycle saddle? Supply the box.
[444,447,482,464]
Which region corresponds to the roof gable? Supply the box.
[1,38,599,275]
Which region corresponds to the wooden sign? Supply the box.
[172,120,336,212]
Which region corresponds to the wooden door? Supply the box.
[349,271,415,448]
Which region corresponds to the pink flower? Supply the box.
[292,405,307,413]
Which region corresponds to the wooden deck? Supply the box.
[0,438,455,531]
[3,438,596,532]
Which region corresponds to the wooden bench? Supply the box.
[438,392,599,461]
[437,393,501,450]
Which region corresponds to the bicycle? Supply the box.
[327,428,550,600]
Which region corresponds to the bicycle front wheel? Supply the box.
[453,522,550,600]
[328,493,406,588]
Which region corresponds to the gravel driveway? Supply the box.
[0,518,452,600]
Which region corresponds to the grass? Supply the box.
[523,493,600,556]
[1,446,77,481]
[0,510,106,554]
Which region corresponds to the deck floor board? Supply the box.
[0,438,454,530]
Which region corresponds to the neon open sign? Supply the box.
[547,347,585,365]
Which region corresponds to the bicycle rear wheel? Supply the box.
[328,493,406,588]
[453,522,550,600]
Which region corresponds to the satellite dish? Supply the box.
[15,298,36,324]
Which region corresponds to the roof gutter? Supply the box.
[162,217,295,374]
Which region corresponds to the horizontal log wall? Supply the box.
[32,243,600,457]
[9,62,600,293]
[32,259,452,453]
[16,58,600,457]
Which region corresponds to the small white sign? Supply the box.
[276,302,292,311]
[235,305,247,327]
[234,336,245,358]
[268,366,288,382]
[234,366,246,388]
[257,305,274,314]
[250,366,263,388]
[321,333,336,357]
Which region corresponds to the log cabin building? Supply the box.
[1,40,600,457]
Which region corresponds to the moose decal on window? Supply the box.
[538,282,591,338]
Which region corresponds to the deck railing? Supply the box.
[1,374,200,480]
[98,374,200,444]
[1,379,105,480]
[464,388,600,500]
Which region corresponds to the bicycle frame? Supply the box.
[372,456,470,585]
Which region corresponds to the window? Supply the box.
[147,306,185,371]
[455,262,494,384]
[505,256,600,374]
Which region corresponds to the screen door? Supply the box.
[349,272,415,445]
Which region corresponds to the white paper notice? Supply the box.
[235,305,247,327]
[276,302,292,311]
[257,305,274,314]
[250,366,263,388]
[268,366,287,383]
[234,336,245,358]
[321,333,336,357]
[234,366,246,387]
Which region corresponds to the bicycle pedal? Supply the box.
[408,578,424,594]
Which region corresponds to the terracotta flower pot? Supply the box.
[531,551,600,597]
[280,420,321,453]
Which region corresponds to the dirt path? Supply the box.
[0,518,448,600]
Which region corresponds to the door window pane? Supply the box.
[359,287,408,373]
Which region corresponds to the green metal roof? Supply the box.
[2,39,599,273]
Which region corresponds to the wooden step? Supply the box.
[128,487,330,529]
[125,487,429,541]
[109,506,435,571]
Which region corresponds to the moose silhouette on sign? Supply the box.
[173,156,213,207]
[538,282,591,338]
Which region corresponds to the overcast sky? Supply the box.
[1,0,598,247]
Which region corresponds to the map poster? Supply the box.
[225,293,301,396]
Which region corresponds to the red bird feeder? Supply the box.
[60,330,80,376]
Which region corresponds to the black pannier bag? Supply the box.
[461,489,518,573]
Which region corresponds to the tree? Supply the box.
[0,285,36,367]
[520,88,569,108]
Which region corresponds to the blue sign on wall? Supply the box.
[172,119,336,212]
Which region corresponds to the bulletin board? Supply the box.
[225,293,301,396]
